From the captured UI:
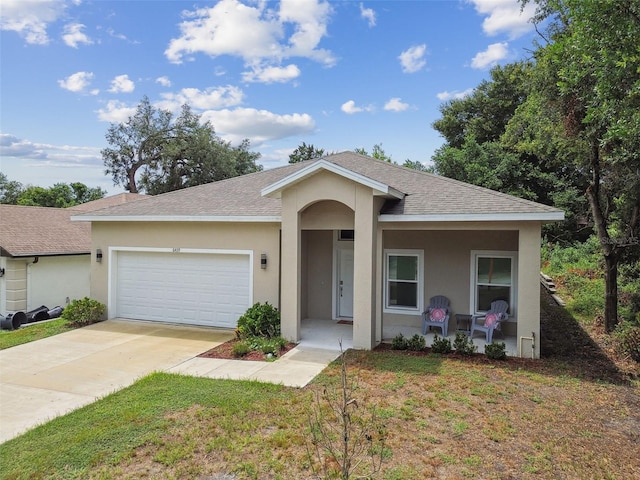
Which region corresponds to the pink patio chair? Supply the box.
[422,295,451,337]
[469,300,509,343]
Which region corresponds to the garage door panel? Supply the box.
[115,251,251,328]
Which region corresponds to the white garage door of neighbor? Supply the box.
[115,251,251,328]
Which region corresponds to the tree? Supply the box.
[402,159,428,171]
[517,0,640,331]
[102,97,261,194]
[0,173,24,204]
[354,143,393,162]
[16,182,105,208]
[288,142,325,163]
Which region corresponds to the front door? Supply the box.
[337,248,354,318]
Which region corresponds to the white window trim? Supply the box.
[383,249,424,315]
[469,250,518,318]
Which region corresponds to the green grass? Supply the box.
[0,318,72,350]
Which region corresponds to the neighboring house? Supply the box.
[74,152,563,358]
[0,194,145,315]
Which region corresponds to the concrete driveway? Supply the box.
[0,319,234,443]
[0,319,342,444]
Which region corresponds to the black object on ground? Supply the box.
[0,311,27,330]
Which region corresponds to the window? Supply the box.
[384,250,423,314]
[471,251,517,314]
[338,230,354,241]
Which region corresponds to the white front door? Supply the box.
[337,248,354,318]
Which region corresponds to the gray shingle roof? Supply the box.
[75,151,563,220]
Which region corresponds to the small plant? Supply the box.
[237,302,281,339]
[232,340,251,357]
[60,297,106,327]
[431,334,452,354]
[407,334,426,351]
[613,320,640,362]
[453,332,477,356]
[485,342,507,360]
[391,333,408,350]
[307,343,386,479]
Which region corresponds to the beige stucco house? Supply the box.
[74,152,563,358]
[0,194,144,316]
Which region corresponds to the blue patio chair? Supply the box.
[469,300,509,343]
[422,295,451,337]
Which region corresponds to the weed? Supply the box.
[232,341,251,357]
[613,320,640,362]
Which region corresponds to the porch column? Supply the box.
[353,185,377,349]
[517,222,541,359]
[280,190,301,342]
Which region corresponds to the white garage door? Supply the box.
[115,251,251,328]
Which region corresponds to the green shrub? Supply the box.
[485,342,507,360]
[407,334,426,351]
[613,321,640,363]
[391,333,408,350]
[232,341,251,357]
[60,297,106,327]
[237,302,281,339]
[453,332,477,356]
[431,334,452,354]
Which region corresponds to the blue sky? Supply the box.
[1,0,541,195]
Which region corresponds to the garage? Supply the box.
[114,250,252,328]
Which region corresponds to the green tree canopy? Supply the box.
[288,142,325,164]
[102,97,262,194]
[0,175,105,207]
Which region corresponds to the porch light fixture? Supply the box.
[261,253,267,269]
[96,249,103,263]
[0,268,4,278]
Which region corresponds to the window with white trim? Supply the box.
[471,251,517,315]
[384,249,423,314]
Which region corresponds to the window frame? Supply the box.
[470,250,518,317]
[383,249,424,315]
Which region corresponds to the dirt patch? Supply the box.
[198,339,297,362]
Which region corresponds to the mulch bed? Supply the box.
[198,339,297,362]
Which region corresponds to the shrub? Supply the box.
[613,321,640,363]
[407,334,426,351]
[237,302,281,339]
[431,334,452,354]
[485,342,507,360]
[453,332,477,356]
[232,341,251,357]
[60,297,105,327]
[391,333,408,350]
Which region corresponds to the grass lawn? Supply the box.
[1,291,638,479]
[0,319,72,350]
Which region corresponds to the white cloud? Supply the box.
[58,71,95,93]
[108,74,135,93]
[96,100,137,123]
[471,42,509,69]
[470,0,536,39]
[341,100,373,115]
[0,0,66,45]
[0,133,101,166]
[384,97,409,112]
[399,44,427,73]
[242,64,301,83]
[62,23,93,48]
[155,76,172,87]
[201,107,316,145]
[360,3,376,27]
[165,0,335,82]
[436,88,475,101]
[157,86,244,111]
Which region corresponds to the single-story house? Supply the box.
[74,152,563,358]
[0,194,144,315]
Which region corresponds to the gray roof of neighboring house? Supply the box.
[74,151,563,221]
[0,194,147,257]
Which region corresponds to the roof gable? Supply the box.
[261,158,404,200]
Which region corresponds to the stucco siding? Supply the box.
[91,222,281,319]
[28,255,90,310]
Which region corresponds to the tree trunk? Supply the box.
[585,142,619,332]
